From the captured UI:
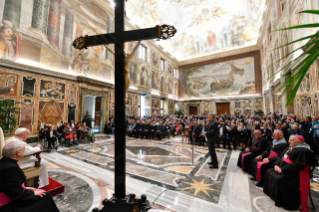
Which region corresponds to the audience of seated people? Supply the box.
[38,118,96,148]
[79,122,95,143]
[3,111,319,211]
[103,113,319,160]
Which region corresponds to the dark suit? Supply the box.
[155,125,165,140]
[205,120,219,166]
[288,128,304,140]
[194,125,202,145]
[230,127,238,150]
[45,130,58,149]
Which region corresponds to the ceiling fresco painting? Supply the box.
[126,0,266,61]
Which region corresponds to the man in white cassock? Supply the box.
[5,128,49,188]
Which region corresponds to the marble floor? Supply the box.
[40,135,319,212]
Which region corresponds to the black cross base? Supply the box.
[73,0,176,211]
[92,194,151,212]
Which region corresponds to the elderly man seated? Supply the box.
[5,128,49,188]
[237,129,268,172]
[248,130,288,186]
[0,140,59,212]
[263,135,319,212]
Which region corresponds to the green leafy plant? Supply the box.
[271,10,319,106]
[0,99,21,134]
[175,109,184,116]
[254,109,264,116]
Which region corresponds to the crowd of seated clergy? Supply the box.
[237,128,319,211]
[0,139,59,212]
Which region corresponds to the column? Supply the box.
[47,0,61,46]
[2,0,22,28]
[280,75,288,114]
[31,0,50,34]
[105,14,113,60]
[269,86,274,113]
[58,5,66,50]
[62,9,74,57]
[263,94,266,114]
[20,0,34,30]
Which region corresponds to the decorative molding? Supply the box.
[178,94,263,103]
[76,76,113,88]
[0,59,77,81]
[178,45,260,66]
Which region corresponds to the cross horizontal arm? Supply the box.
[73,25,177,50]
[73,26,159,49]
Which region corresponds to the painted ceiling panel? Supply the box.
[126,0,265,61]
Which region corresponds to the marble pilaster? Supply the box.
[47,0,62,47]
[62,10,74,57]
[269,86,274,113]
[58,6,66,51]
[31,0,50,34]
[280,76,287,114]
[19,0,34,30]
[2,0,22,28]
[263,94,266,114]
[105,14,113,60]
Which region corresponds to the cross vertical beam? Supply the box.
[114,0,126,199]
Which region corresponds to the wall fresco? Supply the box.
[182,57,256,98]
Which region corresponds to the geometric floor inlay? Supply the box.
[126,146,181,156]
[166,166,193,174]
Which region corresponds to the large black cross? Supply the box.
[73,0,176,200]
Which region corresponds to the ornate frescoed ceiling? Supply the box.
[125,0,266,61]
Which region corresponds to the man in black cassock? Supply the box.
[237,129,268,172]
[248,129,288,186]
[263,135,318,212]
[202,114,219,168]
[0,140,59,212]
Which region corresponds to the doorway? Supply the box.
[216,103,230,115]
[84,95,102,133]
[140,94,150,117]
[189,106,198,115]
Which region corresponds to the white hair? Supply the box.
[2,140,25,157]
[274,129,283,136]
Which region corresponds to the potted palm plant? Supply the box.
[272,10,319,106]
[0,99,21,134]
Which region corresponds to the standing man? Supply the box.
[202,114,219,169]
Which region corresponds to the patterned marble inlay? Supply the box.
[49,171,93,212]
[166,166,193,174]
[126,163,184,186]
[126,146,181,156]
[71,151,113,166]
[195,152,226,180]
[89,147,102,153]
[102,141,203,166]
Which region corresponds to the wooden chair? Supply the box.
[22,149,50,188]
